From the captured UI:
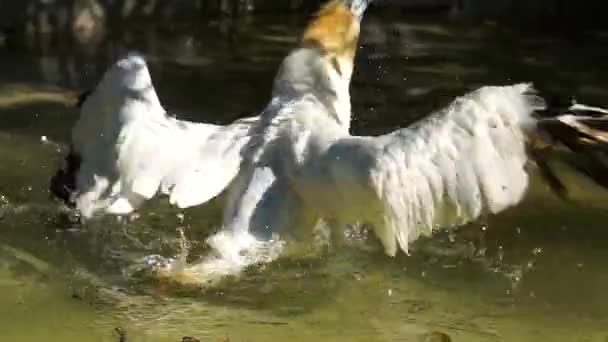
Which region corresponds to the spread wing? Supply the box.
[52,53,257,217]
[317,84,608,255]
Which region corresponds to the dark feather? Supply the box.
[532,98,608,198]
[76,89,93,108]
[49,148,81,207]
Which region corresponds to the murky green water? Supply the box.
[2,11,608,342]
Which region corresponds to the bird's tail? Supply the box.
[531,98,608,198]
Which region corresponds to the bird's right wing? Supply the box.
[51,53,258,217]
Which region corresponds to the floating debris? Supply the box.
[422,331,452,342]
[181,337,200,342]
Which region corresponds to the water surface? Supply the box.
[1,11,608,342]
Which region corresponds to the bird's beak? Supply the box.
[345,0,373,21]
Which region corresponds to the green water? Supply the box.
[2,12,608,342]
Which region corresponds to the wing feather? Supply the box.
[322,84,541,255]
[68,53,256,217]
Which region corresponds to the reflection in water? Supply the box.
[1,8,608,342]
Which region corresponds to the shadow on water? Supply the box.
[2,5,608,341]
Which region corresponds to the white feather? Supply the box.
[71,53,258,217]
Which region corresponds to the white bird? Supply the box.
[51,0,608,270]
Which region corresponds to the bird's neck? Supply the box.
[269,0,367,130]
[271,47,353,130]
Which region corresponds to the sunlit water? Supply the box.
[2,10,608,342]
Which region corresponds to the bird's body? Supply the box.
[213,1,370,257]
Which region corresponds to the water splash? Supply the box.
[129,227,285,287]
[180,231,285,284]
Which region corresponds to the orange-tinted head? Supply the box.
[301,1,361,60]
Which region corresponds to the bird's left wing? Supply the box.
[316,84,608,255]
